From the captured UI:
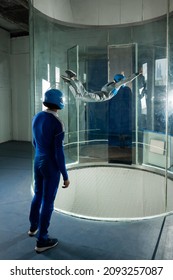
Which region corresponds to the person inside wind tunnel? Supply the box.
[61,69,141,102]
[28,89,70,253]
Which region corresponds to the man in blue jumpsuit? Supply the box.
[28,89,70,253]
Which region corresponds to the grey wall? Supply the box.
[0,29,30,143]
[0,29,11,143]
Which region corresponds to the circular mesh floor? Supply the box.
[55,165,173,220]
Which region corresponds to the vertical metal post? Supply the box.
[135,43,139,165]
[165,0,170,211]
[76,45,80,163]
[164,0,170,212]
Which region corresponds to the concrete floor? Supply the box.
[0,141,173,260]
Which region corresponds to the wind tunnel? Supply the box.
[30,0,173,221]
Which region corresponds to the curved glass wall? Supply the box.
[30,0,173,220]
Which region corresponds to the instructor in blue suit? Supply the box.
[28,89,70,253]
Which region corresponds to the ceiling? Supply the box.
[0,0,29,37]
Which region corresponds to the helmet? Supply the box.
[114,74,125,83]
[43,89,64,109]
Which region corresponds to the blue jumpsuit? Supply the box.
[29,109,68,241]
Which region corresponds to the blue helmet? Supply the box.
[114,74,125,83]
[43,89,64,109]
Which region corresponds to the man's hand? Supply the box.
[62,179,70,188]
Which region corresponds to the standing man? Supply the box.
[28,89,70,253]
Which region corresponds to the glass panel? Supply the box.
[138,44,167,168]
[78,46,108,163]
[66,45,79,164]
[108,44,137,164]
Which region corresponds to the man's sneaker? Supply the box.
[28,228,38,237]
[61,75,71,83]
[35,238,58,253]
[65,69,77,78]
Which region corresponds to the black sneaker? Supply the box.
[28,228,38,237]
[35,238,58,253]
[65,69,77,78]
[61,75,71,83]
